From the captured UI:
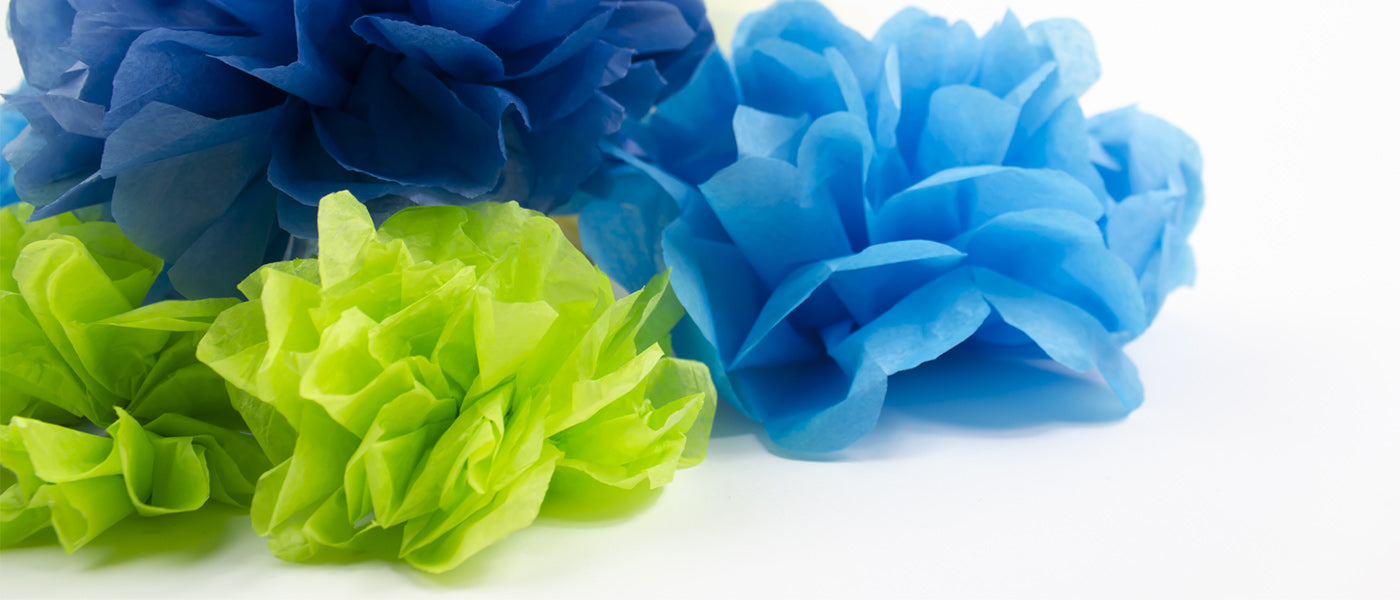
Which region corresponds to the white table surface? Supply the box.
[1,0,1397,598]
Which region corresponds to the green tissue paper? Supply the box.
[197,193,716,573]
[0,203,265,551]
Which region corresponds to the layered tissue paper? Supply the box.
[0,194,715,571]
[1,203,263,552]
[0,0,1203,576]
[196,193,715,572]
[3,0,712,297]
[580,1,1202,452]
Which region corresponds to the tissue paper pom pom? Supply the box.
[1089,107,1203,325]
[0,106,24,207]
[582,2,1200,452]
[0,203,269,550]
[197,192,714,573]
[0,203,242,427]
[1,409,269,552]
[4,0,714,298]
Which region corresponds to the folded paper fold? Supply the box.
[0,202,264,550]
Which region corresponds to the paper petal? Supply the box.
[972,268,1144,409]
[730,354,886,453]
[701,156,852,288]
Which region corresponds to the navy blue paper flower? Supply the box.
[4,0,713,298]
[580,2,1201,452]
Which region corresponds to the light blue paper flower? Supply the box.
[4,0,713,298]
[581,2,1201,452]
[1089,107,1203,325]
[0,99,25,207]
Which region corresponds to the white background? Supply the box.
[2,0,1398,598]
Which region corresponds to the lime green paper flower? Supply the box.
[0,203,268,551]
[1,409,267,551]
[198,192,715,573]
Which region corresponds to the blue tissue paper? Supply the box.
[0,103,24,207]
[579,2,1202,452]
[1089,107,1203,326]
[3,0,713,298]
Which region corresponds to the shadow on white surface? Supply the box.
[706,350,1132,461]
[708,395,766,440]
[0,504,246,569]
[883,351,1131,429]
[405,471,670,587]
